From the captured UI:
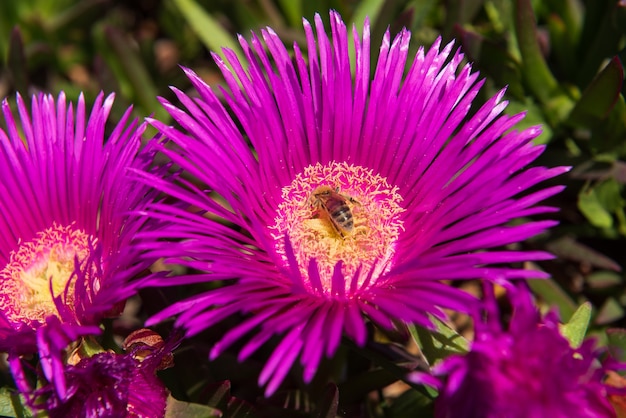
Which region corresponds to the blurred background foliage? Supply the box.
[1,0,626,416]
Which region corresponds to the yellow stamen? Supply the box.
[271,161,404,295]
[0,223,97,327]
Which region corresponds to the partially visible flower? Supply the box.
[0,92,158,396]
[14,328,175,418]
[432,284,617,418]
[139,11,567,395]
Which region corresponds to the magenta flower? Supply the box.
[0,92,157,395]
[139,11,568,395]
[13,327,175,418]
[432,284,617,418]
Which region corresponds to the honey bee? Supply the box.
[311,186,359,236]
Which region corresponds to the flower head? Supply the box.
[140,11,568,395]
[0,92,157,394]
[433,284,617,418]
[15,328,174,418]
[0,92,154,340]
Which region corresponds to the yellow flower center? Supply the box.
[272,161,404,296]
[0,223,97,327]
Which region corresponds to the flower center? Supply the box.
[0,223,97,327]
[272,161,404,296]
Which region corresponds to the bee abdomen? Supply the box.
[330,206,353,231]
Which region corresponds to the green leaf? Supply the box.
[7,26,28,95]
[544,93,576,129]
[172,0,244,65]
[505,100,553,144]
[408,316,469,365]
[578,183,614,228]
[586,270,623,290]
[348,0,408,71]
[595,297,625,325]
[592,93,626,154]
[346,0,383,66]
[546,235,621,271]
[545,0,583,38]
[606,328,626,361]
[0,387,32,418]
[595,178,624,211]
[443,0,485,36]
[616,206,626,236]
[543,0,582,80]
[514,0,559,103]
[454,26,525,101]
[387,388,434,416]
[547,14,577,81]
[484,0,511,33]
[0,3,20,61]
[576,2,626,88]
[408,0,439,28]
[349,0,385,30]
[44,0,108,32]
[301,0,330,25]
[103,26,167,121]
[527,276,577,320]
[79,335,106,357]
[165,395,222,418]
[276,0,302,27]
[568,57,624,128]
[558,302,592,348]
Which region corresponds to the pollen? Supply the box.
[0,223,97,327]
[272,161,404,296]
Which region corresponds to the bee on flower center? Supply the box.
[311,186,360,237]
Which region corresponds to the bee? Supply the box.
[311,186,359,236]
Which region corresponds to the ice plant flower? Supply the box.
[14,328,175,418]
[0,92,157,396]
[139,11,568,395]
[432,284,617,418]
